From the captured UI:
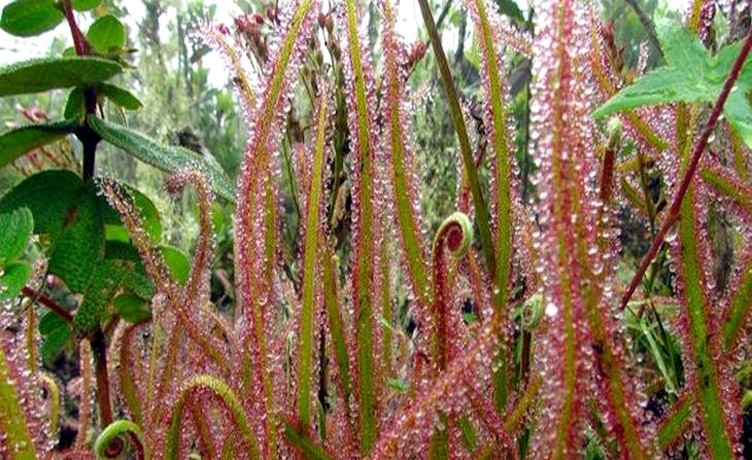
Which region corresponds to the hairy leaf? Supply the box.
[0,0,63,37]
[71,0,102,11]
[89,116,234,201]
[342,0,381,450]
[98,83,142,110]
[594,24,752,147]
[0,121,77,168]
[0,57,122,97]
[297,86,328,430]
[86,15,126,55]
[0,207,33,264]
[0,345,36,458]
[63,87,85,121]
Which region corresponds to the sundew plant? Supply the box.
[0,0,751,458]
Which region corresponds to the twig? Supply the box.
[623,0,664,59]
[435,0,453,30]
[21,286,73,324]
[619,28,752,310]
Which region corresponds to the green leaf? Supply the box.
[104,241,154,299]
[39,312,71,361]
[86,15,125,55]
[63,87,85,121]
[0,0,63,37]
[89,117,234,201]
[73,258,133,332]
[47,189,105,293]
[39,310,67,334]
[98,83,142,110]
[594,25,752,148]
[101,185,162,243]
[296,86,328,430]
[0,120,77,169]
[0,262,31,301]
[71,0,102,11]
[0,207,33,264]
[114,293,151,323]
[0,170,82,236]
[161,246,189,285]
[495,0,525,23]
[0,57,122,97]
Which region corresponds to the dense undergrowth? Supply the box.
[0,0,751,458]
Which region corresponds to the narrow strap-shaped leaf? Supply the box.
[463,0,516,410]
[116,324,143,425]
[428,212,473,457]
[0,345,36,459]
[38,373,60,443]
[203,24,257,122]
[341,0,380,452]
[699,164,752,214]
[90,117,234,201]
[282,420,335,460]
[380,0,430,305]
[675,134,736,459]
[297,85,329,431]
[528,1,642,456]
[322,243,353,418]
[657,394,693,451]
[0,121,77,169]
[464,0,513,309]
[231,0,318,455]
[720,252,752,351]
[164,375,260,460]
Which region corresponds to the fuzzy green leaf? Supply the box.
[0,57,122,97]
[0,207,33,264]
[40,316,71,361]
[114,293,151,324]
[73,258,133,332]
[594,25,752,147]
[101,185,162,243]
[161,246,190,285]
[0,262,31,301]
[47,189,105,293]
[86,15,125,55]
[0,120,77,168]
[98,83,142,110]
[0,170,81,236]
[89,116,234,201]
[0,0,63,37]
[63,87,85,121]
[71,0,102,10]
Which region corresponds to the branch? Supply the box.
[623,0,663,59]
[619,28,752,310]
[21,286,73,324]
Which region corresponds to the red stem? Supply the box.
[61,0,91,56]
[619,29,752,310]
[21,286,73,323]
